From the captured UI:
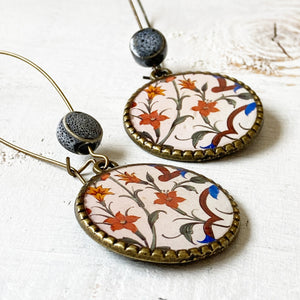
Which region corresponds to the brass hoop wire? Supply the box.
[0,51,87,182]
[0,51,74,111]
[128,0,151,29]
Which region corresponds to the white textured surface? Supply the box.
[0,0,299,299]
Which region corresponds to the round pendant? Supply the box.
[124,72,263,162]
[75,163,240,264]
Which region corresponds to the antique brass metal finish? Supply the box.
[75,167,240,264]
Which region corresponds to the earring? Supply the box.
[124,0,263,162]
[0,50,239,264]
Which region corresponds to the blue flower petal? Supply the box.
[178,170,187,178]
[233,83,242,93]
[245,102,257,116]
[198,234,216,243]
[213,75,222,79]
[200,143,216,149]
[209,185,219,199]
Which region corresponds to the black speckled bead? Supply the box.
[130,28,167,67]
[56,111,103,155]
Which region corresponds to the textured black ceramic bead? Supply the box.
[56,111,103,155]
[130,28,167,67]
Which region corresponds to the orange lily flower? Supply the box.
[192,100,219,117]
[144,85,165,100]
[104,211,140,233]
[116,172,141,185]
[179,78,196,90]
[86,185,114,201]
[139,110,169,130]
[154,191,185,209]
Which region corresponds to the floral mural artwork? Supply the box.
[144,85,166,100]
[154,191,186,209]
[104,212,140,233]
[86,185,114,202]
[128,73,258,151]
[179,78,196,90]
[116,172,141,185]
[139,110,169,130]
[191,100,220,117]
[84,164,234,251]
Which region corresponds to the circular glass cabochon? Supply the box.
[124,72,263,162]
[75,163,240,263]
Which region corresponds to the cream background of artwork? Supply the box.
[130,73,257,149]
[84,164,234,250]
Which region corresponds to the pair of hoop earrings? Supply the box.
[0,0,263,264]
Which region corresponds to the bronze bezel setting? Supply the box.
[74,164,240,264]
[123,71,264,162]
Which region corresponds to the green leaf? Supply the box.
[201,82,208,92]
[202,116,210,124]
[162,144,174,150]
[179,223,198,244]
[179,95,191,102]
[133,189,143,197]
[133,189,145,207]
[148,210,166,228]
[177,95,190,110]
[120,237,143,246]
[138,131,154,143]
[135,230,147,242]
[167,97,179,103]
[146,172,154,183]
[213,121,220,132]
[179,185,198,194]
[156,246,171,251]
[191,131,211,148]
[181,95,191,99]
[171,115,193,128]
[237,93,253,100]
[125,206,133,215]
[149,101,159,110]
[155,127,160,139]
[190,175,207,184]
[119,194,133,199]
[225,98,237,108]
[136,107,148,115]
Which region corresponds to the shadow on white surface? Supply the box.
[221,108,281,161]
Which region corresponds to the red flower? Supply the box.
[192,101,219,117]
[86,185,114,201]
[104,211,140,233]
[154,191,185,209]
[139,110,169,130]
[131,101,137,108]
[179,78,196,90]
[116,172,141,185]
[165,76,176,83]
[86,208,92,215]
[144,85,165,100]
